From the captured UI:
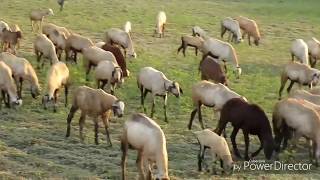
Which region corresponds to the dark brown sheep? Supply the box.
[101,43,129,77]
[199,56,228,85]
[1,29,22,54]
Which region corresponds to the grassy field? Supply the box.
[0,0,320,179]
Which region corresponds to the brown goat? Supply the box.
[199,56,228,85]
[1,28,22,54]
[101,43,129,77]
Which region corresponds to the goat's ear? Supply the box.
[179,87,183,94]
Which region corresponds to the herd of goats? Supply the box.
[1,4,320,180]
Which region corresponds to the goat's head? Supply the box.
[112,99,125,117]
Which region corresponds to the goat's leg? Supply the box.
[195,47,198,56]
[248,35,251,46]
[102,112,112,146]
[140,86,148,112]
[53,90,58,112]
[121,135,128,180]
[64,85,68,107]
[93,118,99,145]
[85,63,92,81]
[286,80,295,93]
[197,103,205,129]
[18,78,23,98]
[136,150,145,179]
[66,105,78,137]
[163,94,168,123]
[177,42,183,55]
[79,112,86,143]
[150,94,156,118]
[251,135,263,157]
[230,127,241,158]
[291,53,294,61]
[188,107,197,130]
[221,27,227,38]
[243,130,250,160]
[197,144,203,171]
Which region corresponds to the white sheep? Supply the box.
[202,38,242,78]
[82,46,118,81]
[0,61,22,108]
[42,62,69,112]
[192,26,207,39]
[30,8,54,32]
[307,37,320,67]
[34,34,59,69]
[278,61,320,99]
[177,35,204,57]
[123,21,131,34]
[42,23,71,38]
[121,113,169,180]
[291,39,309,65]
[104,28,137,59]
[273,98,320,166]
[194,129,233,174]
[0,52,40,99]
[95,60,123,95]
[66,85,125,146]
[234,16,261,46]
[221,17,242,43]
[65,33,94,63]
[154,11,167,38]
[137,67,183,122]
[188,80,246,130]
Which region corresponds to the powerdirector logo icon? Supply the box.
[233,160,312,172]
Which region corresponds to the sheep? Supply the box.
[101,43,129,77]
[202,38,241,78]
[121,113,169,180]
[221,17,242,44]
[66,85,125,146]
[192,26,207,39]
[154,11,167,38]
[194,129,233,174]
[42,23,71,38]
[177,35,204,57]
[65,33,94,63]
[278,61,320,99]
[289,89,320,105]
[57,0,65,11]
[273,98,320,166]
[30,8,54,32]
[0,52,40,99]
[188,80,246,130]
[42,62,69,112]
[0,61,22,108]
[307,37,320,67]
[199,55,228,85]
[104,28,137,59]
[34,34,59,69]
[123,21,131,34]
[1,28,22,54]
[234,16,261,46]
[290,39,309,65]
[82,46,118,81]
[95,61,123,95]
[137,67,183,122]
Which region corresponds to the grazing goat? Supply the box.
[278,61,320,99]
[194,129,233,174]
[291,39,309,65]
[199,55,227,85]
[137,67,183,122]
[66,86,125,146]
[65,33,94,63]
[0,52,40,99]
[105,28,137,59]
[273,98,320,166]
[177,35,204,57]
[0,61,22,108]
[34,34,59,68]
[221,17,242,43]
[307,37,320,67]
[101,43,129,77]
[215,98,274,160]
[1,28,22,54]
[188,81,246,130]
[121,113,169,180]
[202,38,241,78]
[234,16,261,46]
[154,11,167,38]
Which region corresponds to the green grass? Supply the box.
[1,0,320,179]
